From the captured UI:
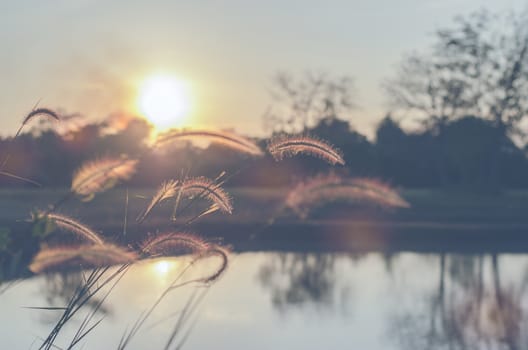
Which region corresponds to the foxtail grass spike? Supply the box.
[1,107,60,170]
[140,232,209,257]
[72,157,138,200]
[154,129,263,156]
[197,245,230,284]
[285,174,409,218]
[179,177,233,214]
[137,180,179,223]
[268,135,345,165]
[28,247,79,273]
[22,108,60,125]
[46,213,104,245]
[29,244,137,273]
[79,244,138,266]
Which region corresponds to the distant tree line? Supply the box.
[0,113,527,191]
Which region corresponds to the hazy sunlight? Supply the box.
[138,74,190,131]
[152,259,178,279]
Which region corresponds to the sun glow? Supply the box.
[152,259,177,277]
[138,74,191,131]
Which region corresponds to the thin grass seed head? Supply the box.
[23,108,60,125]
[348,178,410,208]
[46,213,105,245]
[180,176,233,214]
[267,135,345,165]
[28,246,80,273]
[137,180,180,222]
[154,129,263,156]
[79,244,138,266]
[285,173,342,210]
[137,177,232,222]
[198,244,230,284]
[29,244,137,273]
[140,232,210,257]
[285,174,409,218]
[140,233,229,283]
[72,157,138,200]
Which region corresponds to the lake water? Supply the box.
[2,250,528,349]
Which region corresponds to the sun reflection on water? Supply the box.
[151,259,179,280]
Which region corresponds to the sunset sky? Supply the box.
[1,0,526,138]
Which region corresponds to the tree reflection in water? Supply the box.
[390,253,528,350]
[258,253,356,314]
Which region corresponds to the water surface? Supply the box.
[2,251,528,349]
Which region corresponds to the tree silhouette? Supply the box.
[263,71,356,133]
[385,10,528,137]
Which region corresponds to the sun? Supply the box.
[138,74,190,131]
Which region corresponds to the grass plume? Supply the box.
[43,213,105,245]
[28,247,79,273]
[196,245,230,284]
[348,178,411,208]
[154,129,263,156]
[286,174,409,218]
[140,232,209,257]
[137,180,179,223]
[72,157,138,200]
[179,176,233,214]
[22,108,60,125]
[267,135,345,165]
[1,107,60,170]
[29,244,138,273]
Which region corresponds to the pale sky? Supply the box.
[1,0,526,138]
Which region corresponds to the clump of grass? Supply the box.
[154,129,263,156]
[16,104,410,349]
[267,134,345,165]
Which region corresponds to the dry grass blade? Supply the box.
[46,213,104,245]
[155,129,263,156]
[141,232,209,257]
[179,177,233,214]
[29,244,138,273]
[137,180,179,223]
[72,157,138,199]
[0,170,41,186]
[23,108,60,125]
[285,174,409,218]
[268,135,345,165]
